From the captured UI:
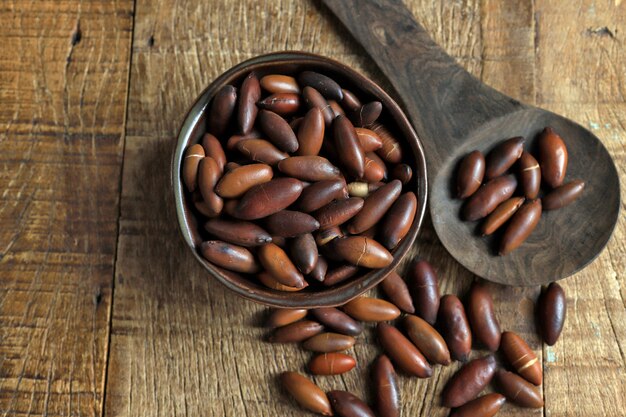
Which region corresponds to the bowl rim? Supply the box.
[172,51,428,308]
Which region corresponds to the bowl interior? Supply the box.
[172,52,428,308]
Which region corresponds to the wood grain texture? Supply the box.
[0,0,133,415]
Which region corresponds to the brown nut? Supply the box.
[308,256,328,282]
[327,391,375,417]
[332,236,393,269]
[257,109,299,153]
[377,322,432,378]
[322,265,359,287]
[280,372,332,416]
[226,129,263,151]
[298,179,349,213]
[341,88,362,112]
[495,369,544,408]
[200,240,259,274]
[449,393,506,417]
[373,355,400,417]
[538,127,568,188]
[308,353,356,375]
[204,218,272,247]
[355,127,384,151]
[311,307,363,336]
[456,150,486,199]
[467,281,501,351]
[343,297,401,322]
[485,136,525,180]
[257,243,306,288]
[518,151,541,199]
[302,332,356,352]
[438,294,472,362]
[378,192,418,250]
[442,355,497,408]
[259,74,300,94]
[197,157,224,217]
[353,101,383,127]
[257,271,306,292]
[371,123,402,163]
[363,153,387,182]
[238,72,261,134]
[537,282,566,346]
[380,271,415,314]
[236,139,289,165]
[409,260,440,325]
[462,174,518,221]
[264,210,320,237]
[201,133,227,173]
[303,86,335,127]
[207,85,237,137]
[480,197,525,236]
[257,92,300,115]
[542,180,585,210]
[182,144,205,192]
[315,198,364,229]
[278,156,341,181]
[347,180,402,234]
[499,199,542,255]
[290,233,319,275]
[404,315,451,366]
[265,308,308,328]
[233,178,303,220]
[500,331,542,385]
[333,115,366,179]
[296,107,325,156]
[215,163,273,198]
[268,320,323,343]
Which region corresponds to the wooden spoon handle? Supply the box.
[322,0,524,171]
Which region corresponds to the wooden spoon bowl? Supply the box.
[172,52,428,307]
[324,0,620,285]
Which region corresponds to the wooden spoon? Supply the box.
[322,0,620,285]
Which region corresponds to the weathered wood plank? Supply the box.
[0,1,133,415]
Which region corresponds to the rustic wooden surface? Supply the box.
[1,0,624,416]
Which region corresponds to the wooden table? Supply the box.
[1,1,624,416]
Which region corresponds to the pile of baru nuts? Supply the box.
[182,69,418,290]
[269,259,566,417]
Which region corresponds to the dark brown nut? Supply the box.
[346,181,382,198]
[265,210,320,238]
[442,355,497,408]
[391,163,413,185]
[485,136,525,180]
[207,85,237,137]
[380,271,415,314]
[201,133,227,173]
[467,281,501,351]
[182,144,205,192]
[377,323,432,378]
[290,233,319,274]
[298,71,344,101]
[499,199,542,255]
[480,197,525,236]
[496,369,544,408]
[303,86,335,127]
[266,308,308,328]
[258,271,306,292]
[329,100,346,117]
[333,236,393,269]
[542,180,585,210]
[538,127,568,188]
[238,72,261,134]
[278,156,341,181]
[204,219,272,247]
[537,282,566,345]
[256,92,300,115]
[315,226,344,246]
[371,123,402,163]
[449,393,506,417]
[500,331,542,385]
[233,178,303,220]
[353,101,383,127]
[378,192,418,250]
[334,115,366,179]
[347,180,402,234]
[315,198,364,229]
[197,157,224,217]
[311,307,363,336]
[309,353,356,375]
[323,265,359,286]
[257,109,299,153]
[280,372,332,416]
[438,294,472,362]
[298,179,349,213]
[308,256,328,282]
[518,151,541,199]
[258,243,306,288]
[409,260,440,325]
[404,315,451,365]
[215,163,273,198]
[462,174,518,221]
[200,240,259,274]
[259,74,300,94]
[355,127,383,152]
[327,391,375,417]
[456,150,485,199]
[343,297,401,322]
[302,332,356,352]
[297,107,325,156]
[268,320,323,343]
[236,138,289,165]
[373,355,400,417]
[341,88,362,112]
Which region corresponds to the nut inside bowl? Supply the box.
[172,51,427,308]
